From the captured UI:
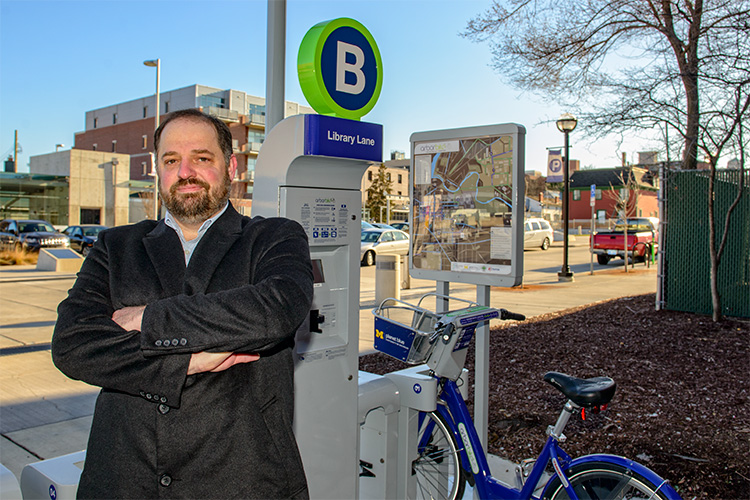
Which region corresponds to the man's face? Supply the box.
[156,118,237,226]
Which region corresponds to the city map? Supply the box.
[411,134,516,275]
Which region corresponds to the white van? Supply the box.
[524,218,554,250]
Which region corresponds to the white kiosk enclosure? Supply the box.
[253,113,381,499]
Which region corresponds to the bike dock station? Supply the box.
[251,63,532,496]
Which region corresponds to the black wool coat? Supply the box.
[52,205,313,499]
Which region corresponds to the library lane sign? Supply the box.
[298,18,383,121]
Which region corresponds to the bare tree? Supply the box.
[464,0,750,320]
[137,191,156,221]
[608,167,644,272]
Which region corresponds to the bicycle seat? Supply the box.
[543,372,616,408]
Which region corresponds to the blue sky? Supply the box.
[1,0,652,174]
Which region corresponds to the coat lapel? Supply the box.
[143,221,186,297]
[183,205,244,296]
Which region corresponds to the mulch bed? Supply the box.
[359,293,749,499]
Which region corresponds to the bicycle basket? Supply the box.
[372,299,441,364]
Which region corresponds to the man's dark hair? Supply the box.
[154,109,233,166]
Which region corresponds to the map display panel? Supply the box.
[410,126,524,287]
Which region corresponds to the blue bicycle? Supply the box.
[372,295,682,500]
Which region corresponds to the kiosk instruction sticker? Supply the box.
[299,196,349,244]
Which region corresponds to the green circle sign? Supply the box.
[298,18,383,121]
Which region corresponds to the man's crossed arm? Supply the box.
[112,305,259,375]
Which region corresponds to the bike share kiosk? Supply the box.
[253,17,384,499]
[253,113,379,499]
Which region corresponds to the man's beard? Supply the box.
[160,170,231,226]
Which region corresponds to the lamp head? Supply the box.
[556,113,578,133]
[143,59,159,67]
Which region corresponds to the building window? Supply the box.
[368,171,373,181]
[113,113,117,124]
[142,162,148,176]
[111,140,117,153]
[92,143,97,151]
[81,208,101,224]
[386,173,391,181]
[142,135,148,149]
[248,130,265,144]
[248,103,266,116]
[143,106,148,118]
[398,174,402,184]
[164,102,170,113]
[573,190,581,201]
[93,117,98,128]
[198,95,226,109]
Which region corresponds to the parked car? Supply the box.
[591,217,659,265]
[362,221,376,230]
[360,228,410,266]
[524,217,554,250]
[371,222,397,230]
[390,221,409,232]
[0,219,70,252]
[63,224,108,256]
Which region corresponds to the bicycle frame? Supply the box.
[429,379,567,499]
[425,379,682,500]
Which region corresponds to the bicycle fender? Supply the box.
[541,454,683,500]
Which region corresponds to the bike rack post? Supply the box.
[386,366,438,500]
[358,372,400,500]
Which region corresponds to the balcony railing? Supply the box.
[205,106,240,123]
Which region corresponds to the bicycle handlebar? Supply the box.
[499,309,526,321]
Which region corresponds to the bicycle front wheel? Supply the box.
[542,460,676,500]
[413,411,466,500]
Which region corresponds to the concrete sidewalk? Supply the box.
[0,256,657,481]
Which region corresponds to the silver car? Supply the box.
[524,218,554,250]
[361,228,410,266]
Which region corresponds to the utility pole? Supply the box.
[14,130,18,172]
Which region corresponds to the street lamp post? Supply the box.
[144,59,161,219]
[556,113,578,282]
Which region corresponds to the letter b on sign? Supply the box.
[336,41,365,95]
[298,18,383,121]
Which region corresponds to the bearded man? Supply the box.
[52,109,313,499]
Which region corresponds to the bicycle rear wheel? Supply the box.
[542,460,676,499]
[413,411,466,500]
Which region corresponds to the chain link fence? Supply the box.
[663,169,749,318]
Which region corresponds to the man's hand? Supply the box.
[112,306,259,374]
[112,305,146,332]
[188,352,260,375]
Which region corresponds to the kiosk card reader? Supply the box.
[253,113,381,499]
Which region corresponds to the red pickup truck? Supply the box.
[591,217,659,265]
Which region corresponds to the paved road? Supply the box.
[0,239,657,480]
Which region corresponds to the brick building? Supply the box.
[73,84,313,210]
[569,166,659,222]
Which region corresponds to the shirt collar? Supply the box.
[164,202,229,242]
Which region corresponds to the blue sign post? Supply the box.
[590,184,596,274]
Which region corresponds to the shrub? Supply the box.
[0,248,38,265]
